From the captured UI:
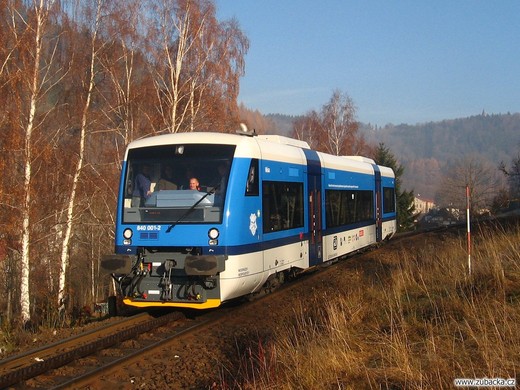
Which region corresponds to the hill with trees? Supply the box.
[361,112,520,202]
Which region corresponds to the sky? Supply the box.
[216,1,520,126]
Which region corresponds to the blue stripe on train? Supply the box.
[117,216,396,257]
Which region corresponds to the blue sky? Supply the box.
[216,1,520,126]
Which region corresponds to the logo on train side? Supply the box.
[333,235,338,250]
[249,213,258,236]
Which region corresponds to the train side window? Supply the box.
[262,181,304,232]
[325,189,374,227]
[245,159,259,196]
[383,187,396,213]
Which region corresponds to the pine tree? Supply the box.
[374,143,416,231]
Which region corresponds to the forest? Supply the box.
[0,0,248,327]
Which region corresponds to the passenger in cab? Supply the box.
[156,165,177,191]
[132,164,152,207]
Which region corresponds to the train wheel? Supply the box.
[277,271,285,285]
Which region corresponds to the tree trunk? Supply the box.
[58,0,102,307]
[20,1,47,325]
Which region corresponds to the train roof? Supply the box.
[125,132,245,151]
[124,132,394,177]
[256,135,310,149]
[125,132,307,164]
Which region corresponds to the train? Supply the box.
[101,131,397,310]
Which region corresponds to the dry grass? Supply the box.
[222,224,520,389]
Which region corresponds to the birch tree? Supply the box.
[292,90,364,156]
[322,90,359,156]
[57,0,105,309]
[149,0,205,133]
[15,0,59,325]
[193,16,248,132]
[149,0,248,133]
[100,0,147,154]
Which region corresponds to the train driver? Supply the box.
[189,177,200,191]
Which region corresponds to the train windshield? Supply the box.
[122,144,235,224]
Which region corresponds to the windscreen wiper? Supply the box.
[165,184,220,233]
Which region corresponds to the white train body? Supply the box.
[102,132,397,309]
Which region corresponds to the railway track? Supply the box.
[0,300,249,389]
[0,311,188,389]
[1,282,305,389]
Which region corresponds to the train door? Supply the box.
[374,165,383,242]
[303,149,323,266]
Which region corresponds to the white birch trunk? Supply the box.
[57,0,102,307]
[104,40,135,162]
[165,12,187,133]
[122,45,135,145]
[20,0,47,325]
[21,147,32,324]
[156,2,205,134]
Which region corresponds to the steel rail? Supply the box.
[0,311,181,389]
[50,314,217,389]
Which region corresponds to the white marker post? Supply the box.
[466,185,471,276]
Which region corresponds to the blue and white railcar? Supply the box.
[102,132,397,309]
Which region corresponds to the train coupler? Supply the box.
[159,277,173,301]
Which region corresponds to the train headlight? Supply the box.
[123,228,133,239]
[208,228,219,240]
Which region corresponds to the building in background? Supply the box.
[414,195,435,215]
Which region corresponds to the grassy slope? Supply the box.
[223,223,520,389]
